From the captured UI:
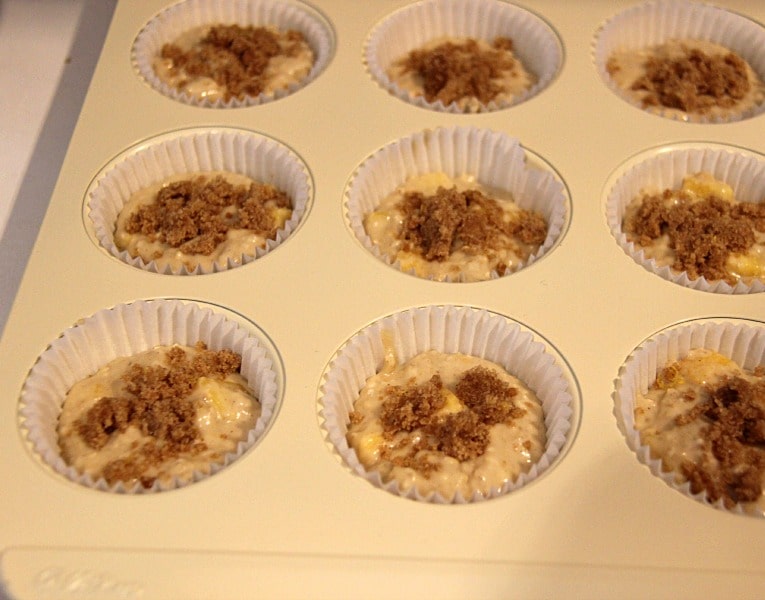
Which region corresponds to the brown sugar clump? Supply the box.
[402,37,517,105]
[456,366,524,423]
[429,411,490,462]
[380,365,524,466]
[348,411,364,426]
[633,46,750,113]
[400,186,547,264]
[76,396,138,450]
[677,376,765,507]
[624,190,764,283]
[381,374,445,432]
[402,187,466,261]
[161,25,309,101]
[76,342,243,487]
[124,175,291,257]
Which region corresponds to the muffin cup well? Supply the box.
[132,0,334,108]
[86,127,311,275]
[319,305,576,504]
[614,318,765,516]
[605,143,765,294]
[365,0,562,113]
[593,0,765,123]
[19,299,282,493]
[345,126,568,282]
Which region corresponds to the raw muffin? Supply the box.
[58,342,260,489]
[153,23,314,103]
[114,171,292,273]
[606,39,765,120]
[622,171,765,285]
[347,347,546,500]
[364,172,547,282]
[634,348,765,510]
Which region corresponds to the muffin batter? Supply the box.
[154,24,314,102]
[623,172,765,285]
[114,171,292,272]
[387,36,535,112]
[364,172,547,282]
[606,39,765,120]
[58,343,260,488]
[347,347,546,500]
[635,348,765,510]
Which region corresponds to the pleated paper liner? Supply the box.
[614,318,765,516]
[132,0,334,108]
[318,305,577,504]
[86,127,311,275]
[19,299,282,493]
[593,0,765,123]
[345,126,569,283]
[365,0,562,113]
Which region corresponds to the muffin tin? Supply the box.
[2,0,765,597]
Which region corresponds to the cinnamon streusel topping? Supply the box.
[401,37,518,106]
[669,374,765,507]
[400,186,547,270]
[605,40,765,120]
[160,25,310,102]
[370,366,525,468]
[631,45,750,113]
[124,174,291,257]
[624,187,765,283]
[75,342,242,487]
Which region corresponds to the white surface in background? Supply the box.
[0,0,86,238]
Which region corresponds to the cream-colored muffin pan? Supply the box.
[2,1,765,597]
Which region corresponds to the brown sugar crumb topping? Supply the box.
[124,175,291,256]
[400,186,547,269]
[624,189,765,283]
[379,366,525,470]
[456,366,521,423]
[672,375,765,507]
[380,374,445,432]
[76,342,242,487]
[161,25,309,101]
[632,45,751,113]
[401,37,518,105]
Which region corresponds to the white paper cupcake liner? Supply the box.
[86,127,311,275]
[365,0,562,113]
[318,305,576,504]
[593,0,765,123]
[614,318,765,516]
[345,126,568,282]
[605,143,765,294]
[132,0,334,109]
[18,299,281,493]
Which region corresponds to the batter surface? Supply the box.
[347,348,546,500]
[58,343,260,489]
[364,172,547,282]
